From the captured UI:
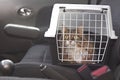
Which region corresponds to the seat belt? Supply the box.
[109,36,120,71]
[114,65,120,80]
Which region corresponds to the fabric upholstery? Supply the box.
[101,0,120,36]
[21,45,52,63]
[12,63,82,80]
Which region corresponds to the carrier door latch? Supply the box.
[101,8,108,13]
[59,7,66,12]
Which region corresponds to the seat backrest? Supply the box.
[100,0,120,36]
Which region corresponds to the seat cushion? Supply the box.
[13,63,82,80]
[21,44,52,63]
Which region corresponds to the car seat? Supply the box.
[10,2,117,80]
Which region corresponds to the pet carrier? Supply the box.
[45,4,117,65]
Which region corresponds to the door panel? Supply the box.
[0,0,88,53]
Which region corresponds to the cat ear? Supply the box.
[77,26,83,35]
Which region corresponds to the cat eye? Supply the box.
[64,36,69,39]
[73,36,78,40]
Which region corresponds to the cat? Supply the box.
[58,26,95,64]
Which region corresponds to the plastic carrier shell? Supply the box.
[45,4,117,64]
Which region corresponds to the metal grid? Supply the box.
[56,9,109,64]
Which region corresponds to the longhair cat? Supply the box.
[58,26,94,64]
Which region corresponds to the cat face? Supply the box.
[59,26,94,64]
[62,27,86,48]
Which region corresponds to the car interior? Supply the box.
[0,0,120,80]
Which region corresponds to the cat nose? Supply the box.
[71,41,75,45]
[66,41,70,45]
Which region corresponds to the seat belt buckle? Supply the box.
[91,65,110,79]
[77,64,93,80]
[91,65,115,80]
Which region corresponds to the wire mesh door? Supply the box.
[56,8,110,64]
